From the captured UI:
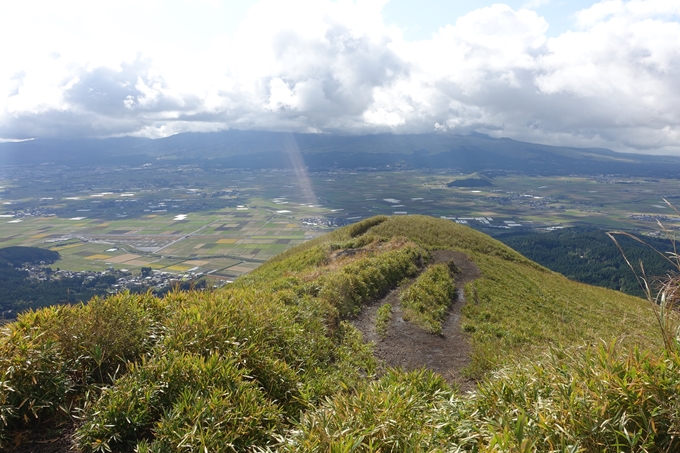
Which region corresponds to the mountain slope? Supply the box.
[3,131,680,176]
[0,216,668,452]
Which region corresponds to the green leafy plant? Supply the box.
[75,352,282,453]
[441,343,680,452]
[399,264,455,334]
[283,369,453,452]
[316,240,425,317]
[375,303,392,339]
[0,292,165,440]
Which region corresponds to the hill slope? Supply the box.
[0,216,674,452]
[497,226,678,298]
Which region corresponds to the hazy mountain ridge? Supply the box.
[3,131,680,176]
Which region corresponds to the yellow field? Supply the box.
[85,254,112,260]
[50,244,83,251]
[166,265,193,272]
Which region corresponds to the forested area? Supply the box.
[0,246,59,265]
[0,262,108,317]
[0,247,107,318]
[0,246,209,318]
[499,227,677,297]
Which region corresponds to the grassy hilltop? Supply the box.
[1,215,678,452]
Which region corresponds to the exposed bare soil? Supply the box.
[3,424,74,453]
[352,250,481,392]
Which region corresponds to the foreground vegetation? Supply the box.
[284,344,680,452]
[0,216,674,451]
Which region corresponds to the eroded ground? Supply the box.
[352,250,481,392]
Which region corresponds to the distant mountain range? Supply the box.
[3,130,680,176]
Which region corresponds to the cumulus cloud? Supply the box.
[0,0,679,154]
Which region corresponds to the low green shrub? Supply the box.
[329,233,380,252]
[433,344,680,452]
[75,282,376,450]
[159,290,303,409]
[0,292,165,440]
[318,241,425,316]
[345,216,388,239]
[52,292,165,384]
[375,303,392,338]
[75,352,281,453]
[286,344,680,452]
[283,369,453,452]
[400,264,456,334]
[139,386,280,453]
[0,314,70,438]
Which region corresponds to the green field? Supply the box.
[0,206,322,278]
[311,172,680,233]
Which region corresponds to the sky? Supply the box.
[1,0,680,154]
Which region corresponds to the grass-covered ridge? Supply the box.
[400,263,456,334]
[0,215,671,451]
[373,217,659,373]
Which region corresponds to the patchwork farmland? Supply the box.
[2,161,680,280]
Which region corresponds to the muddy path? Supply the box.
[352,250,481,392]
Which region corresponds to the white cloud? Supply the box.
[532,1,680,152]
[0,0,680,154]
[576,0,680,28]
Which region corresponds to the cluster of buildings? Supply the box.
[628,213,680,223]
[0,207,57,219]
[23,265,211,293]
[301,217,362,227]
[440,216,527,228]
[482,193,560,210]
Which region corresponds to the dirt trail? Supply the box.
[352,250,481,392]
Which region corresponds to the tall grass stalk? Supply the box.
[607,198,680,354]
